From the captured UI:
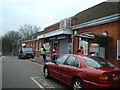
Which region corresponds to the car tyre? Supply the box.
[18,56,21,59]
[44,67,50,79]
[72,78,84,90]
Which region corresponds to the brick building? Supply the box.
[22,2,120,67]
[72,2,120,67]
[22,20,73,57]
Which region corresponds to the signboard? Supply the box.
[117,40,120,60]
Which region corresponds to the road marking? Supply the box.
[31,77,55,89]
[31,77,46,90]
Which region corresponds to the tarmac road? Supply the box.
[2,56,70,90]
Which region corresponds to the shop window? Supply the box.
[79,38,88,55]
[117,40,120,60]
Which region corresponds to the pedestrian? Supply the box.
[79,46,84,55]
[40,46,46,62]
[52,47,57,61]
[76,49,81,55]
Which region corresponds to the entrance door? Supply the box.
[60,39,68,57]
[99,47,105,59]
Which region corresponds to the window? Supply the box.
[74,58,79,67]
[56,55,69,65]
[22,48,33,52]
[39,41,41,50]
[65,56,79,67]
[36,42,38,51]
[44,43,50,52]
[82,56,115,67]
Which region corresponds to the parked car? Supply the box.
[18,47,34,59]
[43,54,120,90]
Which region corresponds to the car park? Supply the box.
[18,47,34,59]
[43,54,120,90]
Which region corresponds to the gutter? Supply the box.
[72,13,120,30]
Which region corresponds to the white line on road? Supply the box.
[31,77,55,89]
[31,77,46,90]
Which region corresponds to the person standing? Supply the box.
[76,49,81,55]
[79,46,84,55]
[40,46,46,62]
[52,47,57,61]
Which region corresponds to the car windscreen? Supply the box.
[82,56,115,67]
[22,48,33,52]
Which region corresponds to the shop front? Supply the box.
[74,32,111,59]
[37,29,72,57]
[49,35,70,57]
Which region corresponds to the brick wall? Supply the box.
[44,23,60,33]
[74,21,120,67]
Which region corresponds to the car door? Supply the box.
[59,56,79,84]
[50,55,69,80]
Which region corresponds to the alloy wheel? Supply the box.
[73,79,83,90]
[44,67,49,78]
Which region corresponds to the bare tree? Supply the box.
[2,31,21,55]
[19,24,41,39]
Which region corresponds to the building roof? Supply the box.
[74,2,120,25]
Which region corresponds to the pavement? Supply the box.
[29,56,52,65]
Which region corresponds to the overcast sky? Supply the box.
[0,0,110,36]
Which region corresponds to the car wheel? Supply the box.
[44,67,50,78]
[72,78,84,90]
[18,56,21,59]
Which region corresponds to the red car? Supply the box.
[43,54,120,89]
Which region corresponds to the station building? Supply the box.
[22,20,73,57]
[72,2,120,67]
[22,2,120,67]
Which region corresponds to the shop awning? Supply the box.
[73,32,111,39]
[37,29,72,39]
